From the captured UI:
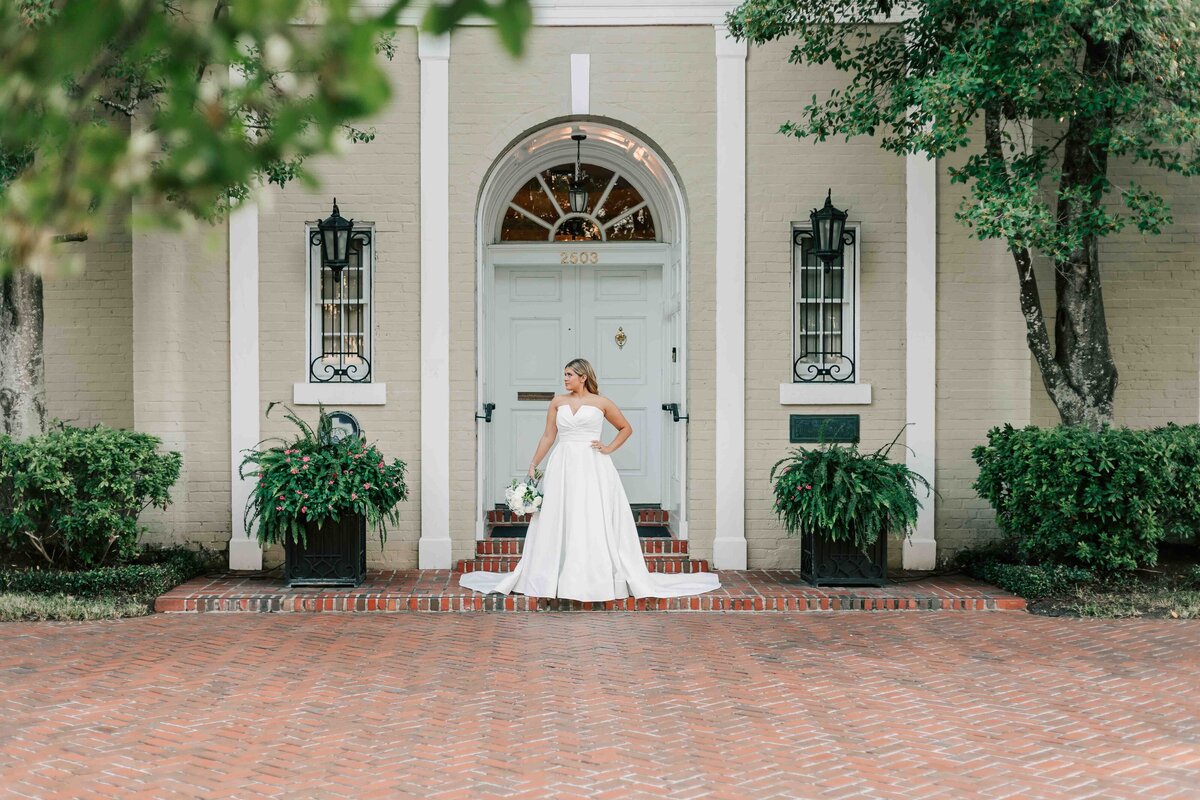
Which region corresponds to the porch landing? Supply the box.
[155,570,1026,613]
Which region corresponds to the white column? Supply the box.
[228,199,263,570]
[419,33,453,569]
[571,54,590,115]
[904,151,937,569]
[713,27,748,570]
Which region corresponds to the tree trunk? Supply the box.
[1045,40,1118,430]
[0,270,47,440]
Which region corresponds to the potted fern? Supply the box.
[240,404,408,587]
[769,429,931,586]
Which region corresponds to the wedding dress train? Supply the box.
[459,404,721,601]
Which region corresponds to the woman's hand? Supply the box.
[591,440,613,455]
[527,464,538,479]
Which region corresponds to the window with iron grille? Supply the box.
[793,224,858,383]
[308,224,373,383]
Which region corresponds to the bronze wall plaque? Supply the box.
[517,391,556,402]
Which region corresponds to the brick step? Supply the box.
[155,571,1029,614]
[476,537,689,557]
[456,556,712,574]
[488,507,670,525]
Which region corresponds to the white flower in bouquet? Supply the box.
[505,474,544,517]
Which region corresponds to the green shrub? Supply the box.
[0,424,181,568]
[0,547,216,598]
[973,425,1166,572]
[769,429,932,550]
[967,561,1095,600]
[1152,423,1200,545]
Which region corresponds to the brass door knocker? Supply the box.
[614,327,627,350]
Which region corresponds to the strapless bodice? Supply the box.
[556,404,603,443]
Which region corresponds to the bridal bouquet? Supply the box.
[505,470,544,516]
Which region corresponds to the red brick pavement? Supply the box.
[155,571,1026,613]
[2,614,1198,799]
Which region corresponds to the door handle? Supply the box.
[475,402,496,423]
[662,403,688,423]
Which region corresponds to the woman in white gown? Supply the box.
[459,358,721,602]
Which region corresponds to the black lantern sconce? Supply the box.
[313,199,354,279]
[309,199,373,384]
[568,132,588,214]
[809,189,850,268]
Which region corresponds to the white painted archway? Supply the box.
[474,118,691,540]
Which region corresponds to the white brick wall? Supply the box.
[131,207,232,552]
[257,30,422,567]
[45,198,134,429]
[745,37,908,568]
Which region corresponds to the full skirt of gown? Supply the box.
[459,404,721,601]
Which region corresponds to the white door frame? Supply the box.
[479,242,682,535]
[473,120,691,541]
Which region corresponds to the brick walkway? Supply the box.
[155,570,1025,613]
[2,615,1198,799]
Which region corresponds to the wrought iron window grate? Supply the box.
[793,226,857,383]
[309,227,372,383]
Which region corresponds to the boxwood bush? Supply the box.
[1154,423,1200,545]
[0,547,217,598]
[972,425,1169,572]
[973,424,1200,573]
[0,424,181,569]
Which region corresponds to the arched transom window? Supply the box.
[499,163,657,242]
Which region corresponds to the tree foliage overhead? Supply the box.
[727,0,1200,427]
[728,0,1199,255]
[0,0,532,275]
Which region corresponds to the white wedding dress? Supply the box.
[459,404,721,601]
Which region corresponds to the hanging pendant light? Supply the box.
[568,132,588,214]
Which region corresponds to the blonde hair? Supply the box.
[564,358,599,394]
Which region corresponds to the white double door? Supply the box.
[488,248,665,507]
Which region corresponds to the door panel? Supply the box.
[492,268,576,503]
[490,261,663,506]
[579,265,662,503]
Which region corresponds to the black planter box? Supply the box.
[800,529,887,587]
[284,514,367,588]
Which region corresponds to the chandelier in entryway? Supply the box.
[500,161,657,243]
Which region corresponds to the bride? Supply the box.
[459,358,721,602]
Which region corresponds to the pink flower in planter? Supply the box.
[301,506,308,514]
[363,482,372,490]
[303,493,308,499]
[276,505,282,511]
[328,481,334,485]
[290,468,298,474]
[302,456,310,463]
[805,484,812,490]
[351,492,358,500]
[279,495,285,500]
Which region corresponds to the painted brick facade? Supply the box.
[256,30,422,567]
[45,199,134,430]
[32,21,1200,570]
[745,35,908,568]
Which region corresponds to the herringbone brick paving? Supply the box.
[1,615,1198,798]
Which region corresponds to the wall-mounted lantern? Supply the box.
[809,189,849,267]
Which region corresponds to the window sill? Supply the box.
[779,382,872,406]
[293,383,387,406]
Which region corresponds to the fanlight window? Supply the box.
[499,163,656,242]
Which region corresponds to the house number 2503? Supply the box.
[560,251,599,265]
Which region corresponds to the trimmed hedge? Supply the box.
[0,424,181,568]
[972,424,1200,572]
[967,561,1094,601]
[0,548,216,599]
